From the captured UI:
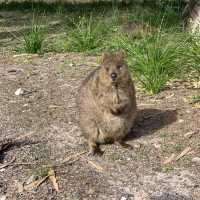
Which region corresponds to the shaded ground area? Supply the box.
[0,52,200,200]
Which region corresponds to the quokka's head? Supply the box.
[99,50,131,86]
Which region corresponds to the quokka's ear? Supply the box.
[116,50,125,60]
[102,52,111,62]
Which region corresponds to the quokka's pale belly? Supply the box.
[96,112,132,144]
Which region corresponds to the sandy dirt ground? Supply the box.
[0,52,200,200]
[0,9,200,200]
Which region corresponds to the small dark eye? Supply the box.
[117,64,122,69]
[105,67,109,71]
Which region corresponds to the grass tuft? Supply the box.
[126,33,182,94]
[23,15,47,54]
[185,34,200,83]
[66,16,109,52]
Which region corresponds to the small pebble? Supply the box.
[0,195,6,200]
[15,88,23,96]
[178,119,184,123]
[0,169,5,172]
[192,157,200,163]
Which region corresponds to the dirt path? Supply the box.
[0,53,200,200]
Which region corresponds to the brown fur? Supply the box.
[76,51,137,155]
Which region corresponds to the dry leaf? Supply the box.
[176,147,192,161]
[81,156,105,172]
[24,176,49,191]
[83,158,104,173]
[48,169,59,192]
[163,153,176,165]
[184,131,197,138]
[62,151,87,163]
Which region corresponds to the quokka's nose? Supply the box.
[111,72,117,81]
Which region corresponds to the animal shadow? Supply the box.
[150,192,193,200]
[0,140,39,162]
[126,108,177,140]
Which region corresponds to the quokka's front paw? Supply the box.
[110,108,120,115]
[88,146,104,156]
[110,106,124,115]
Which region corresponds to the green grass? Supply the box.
[68,193,81,200]
[174,143,184,152]
[46,36,68,53]
[124,33,183,94]
[30,165,51,180]
[184,34,200,83]
[66,16,109,52]
[162,164,174,172]
[3,0,200,95]
[23,14,47,54]
[192,94,200,103]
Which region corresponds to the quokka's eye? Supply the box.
[105,67,109,71]
[117,64,122,69]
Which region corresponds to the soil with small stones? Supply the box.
[0,52,200,200]
[1,10,200,200]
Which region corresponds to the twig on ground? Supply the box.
[163,146,192,165]
[0,151,88,170]
[23,175,49,191]
[81,156,105,173]
[54,151,87,167]
[0,161,40,169]
[175,146,192,161]
[163,153,176,165]
[0,156,16,169]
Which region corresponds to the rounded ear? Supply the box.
[102,52,110,63]
[116,50,125,60]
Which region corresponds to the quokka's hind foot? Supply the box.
[88,141,104,156]
[115,140,133,150]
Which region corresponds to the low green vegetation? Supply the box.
[174,143,184,152]
[191,93,200,104]
[126,33,182,94]
[66,16,109,52]
[31,165,51,180]
[23,16,47,53]
[2,0,200,94]
[162,164,174,172]
[185,34,200,83]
